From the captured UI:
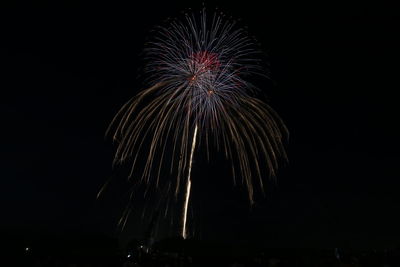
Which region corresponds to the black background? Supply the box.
[1,1,399,249]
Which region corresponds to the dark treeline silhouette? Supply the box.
[2,232,400,267]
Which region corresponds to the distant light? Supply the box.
[25,247,30,252]
[140,245,143,248]
[127,254,131,258]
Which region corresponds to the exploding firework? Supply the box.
[107,9,288,239]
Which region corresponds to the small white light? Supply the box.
[127,254,131,258]
[140,245,143,248]
[25,247,30,252]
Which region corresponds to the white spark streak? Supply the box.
[182,124,198,239]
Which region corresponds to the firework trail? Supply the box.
[182,124,198,239]
[107,9,288,238]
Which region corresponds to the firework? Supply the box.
[107,9,288,238]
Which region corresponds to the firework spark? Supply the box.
[182,124,198,239]
[107,10,288,238]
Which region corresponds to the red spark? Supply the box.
[191,51,221,71]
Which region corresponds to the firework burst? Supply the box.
[107,9,288,238]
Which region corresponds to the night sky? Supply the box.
[2,1,400,249]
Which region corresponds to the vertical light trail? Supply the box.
[182,124,198,239]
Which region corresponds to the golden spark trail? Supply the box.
[182,124,198,239]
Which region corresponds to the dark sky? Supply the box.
[1,1,399,248]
